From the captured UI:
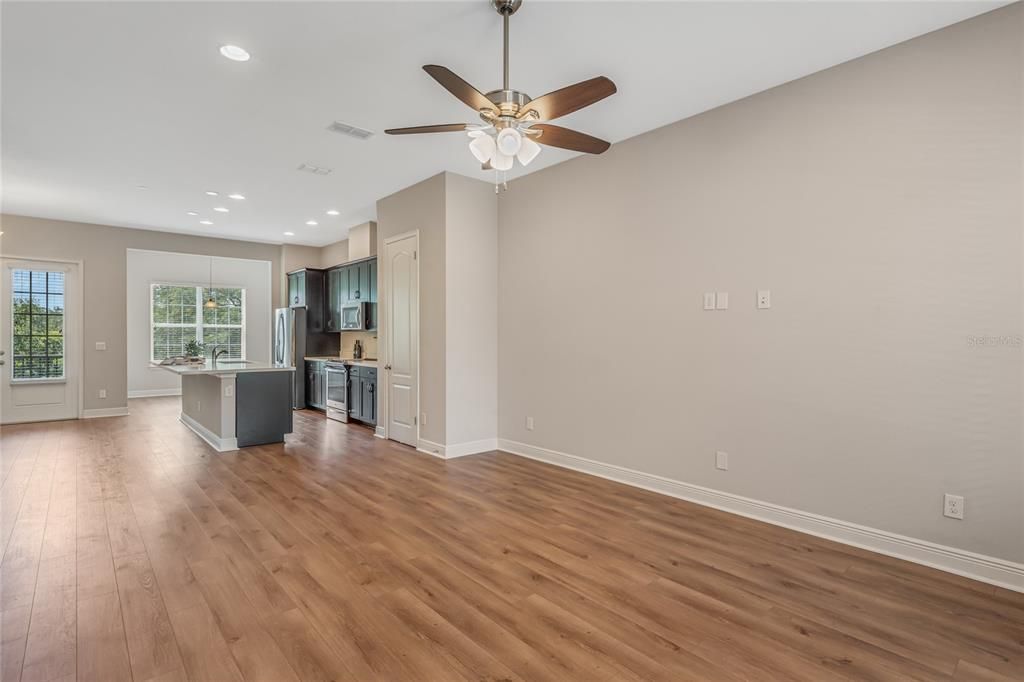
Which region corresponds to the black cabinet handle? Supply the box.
[355,290,360,299]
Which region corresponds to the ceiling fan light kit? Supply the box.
[385,0,616,191]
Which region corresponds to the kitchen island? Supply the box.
[151,359,294,451]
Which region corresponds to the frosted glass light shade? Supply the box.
[517,137,541,166]
[491,150,513,171]
[469,134,496,163]
[496,128,522,156]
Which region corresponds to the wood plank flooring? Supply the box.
[1,396,1022,681]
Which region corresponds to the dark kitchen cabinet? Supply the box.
[287,268,326,332]
[323,258,377,332]
[287,271,305,307]
[305,361,326,410]
[348,365,377,425]
[326,267,344,332]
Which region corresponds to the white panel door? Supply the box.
[1,259,80,423]
[384,234,418,446]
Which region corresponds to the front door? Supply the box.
[384,234,418,446]
[1,259,80,423]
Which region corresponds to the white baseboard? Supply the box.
[81,407,130,419]
[180,412,238,452]
[497,438,1024,594]
[128,388,181,398]
[445,438,499,459]
[417,438,446,458]
[416,437,498,459]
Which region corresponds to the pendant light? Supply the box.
[204,257,217,309]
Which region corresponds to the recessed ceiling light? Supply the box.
[283,231,295,236]
[228,193,245,200]
[306,220,318,226]
[205,191,219,196]
[219,45,250,62]
[326,209,339,216]
[186,211,198,216]
[213,207,229,213]
[199,220,214,225]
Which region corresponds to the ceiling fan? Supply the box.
[385,0,617,174]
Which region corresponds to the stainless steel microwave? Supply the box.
[340,301,369,330]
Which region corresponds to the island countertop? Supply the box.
[150,360,295,375]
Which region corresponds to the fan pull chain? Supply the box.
[493,170,510,194]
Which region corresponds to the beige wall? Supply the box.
[320,239,349,270]
[497,5,1022,561]
[445,173,498,447]
[0,214,283,411]
[375,173,498,450]
[377,173,447,446]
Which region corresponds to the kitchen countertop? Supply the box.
[304,356,378,367]
[150,360,295,375]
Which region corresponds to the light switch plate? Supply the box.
[715,451,728,470]
[703,292,716,310]
[715,292,729,310]
[757,290,771,309]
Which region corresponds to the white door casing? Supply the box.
[1,258,81,424]
[383,233,418,447]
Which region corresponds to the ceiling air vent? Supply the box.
[327,120,374,140]
[297,163,333,176]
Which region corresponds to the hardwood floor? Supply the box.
[1,397,1022,681]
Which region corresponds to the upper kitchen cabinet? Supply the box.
[325,257,378,332]
[326,267,344,332]
[350,260,372,302]
[287,268,326,331]
[287,270,305,307]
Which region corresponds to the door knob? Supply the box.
[384,364,392,371]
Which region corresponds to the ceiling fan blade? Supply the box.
[384,123,469,135]
[530,124,610,154]
[423,65,498,114]
[517,76,616,121]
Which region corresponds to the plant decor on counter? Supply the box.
[184,340,206,361]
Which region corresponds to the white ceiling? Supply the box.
[1,1,1005,246]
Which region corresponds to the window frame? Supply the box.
[149,282,246,362]
[9,268,67,383]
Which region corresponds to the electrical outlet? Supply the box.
[95,341,107,351]
[943,494,964,520]
[197,400,201,412]
[757,290,771,309]
[715,451,728,470]
[98,389,107,399]
[526,416,535,431]
[224,384,233,397]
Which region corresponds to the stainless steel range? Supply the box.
[324,362,349,422]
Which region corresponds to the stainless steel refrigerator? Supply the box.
[274,307,336,409]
